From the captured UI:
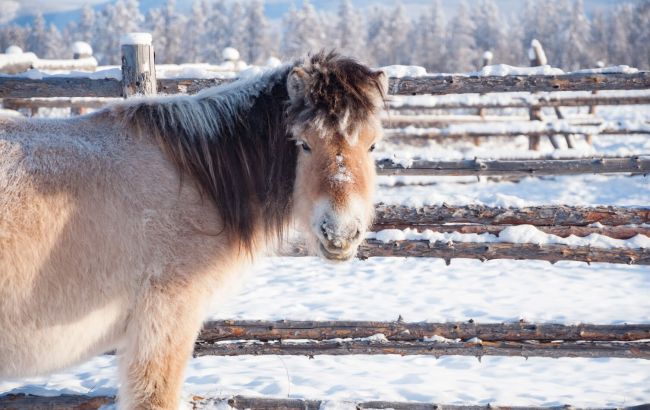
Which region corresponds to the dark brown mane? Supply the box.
[119,52,384,254]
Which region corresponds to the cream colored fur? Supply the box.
[0,113,247,409]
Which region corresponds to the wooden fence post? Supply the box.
[120,33,156,98]
[528,40,546,151]
[72,41,94,115]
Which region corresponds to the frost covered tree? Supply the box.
[446,0,477,72]
[281,1,324,58]
[365,6,393,66]
[26,13,47,56]
[184,0,209,63]
[243,0,272,64]
[386,2,410,64]
[554,0,593,70]
[147,0,186,63]
[336,0,366,60]
[203,0,230,62]
[42,23,65,59]
[471,0,510,66]
[410,0,447,71]
[227,2,248,59]
[93,0,143,64]
[75,4,95,43]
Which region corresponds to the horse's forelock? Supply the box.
[287,51,386,143]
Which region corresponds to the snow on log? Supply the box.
[200,320,650,343]
[2,394,644,410]
[374,204,650,227]
[385,126,650,141]
[284,241,650,265]
[368,224,650,240]
[375,156,650,176]
[388,94,650,111]
[194,338,650,359]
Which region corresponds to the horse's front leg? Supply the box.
[118,279,209,410]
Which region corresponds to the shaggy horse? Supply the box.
[0,52,386,409]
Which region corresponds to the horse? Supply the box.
[0,51,386,409]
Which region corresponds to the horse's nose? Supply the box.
[320,219,362,251]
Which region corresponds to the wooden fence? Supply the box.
[1,35,649,409]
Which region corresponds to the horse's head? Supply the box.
[287,52,387,261]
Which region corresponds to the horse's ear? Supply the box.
[287,67,308,102]
[373,70,389,97]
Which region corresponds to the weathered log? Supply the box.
[1,97,120,109]
[0,394,112,409]
[375,156,650,176]
[195,339,650,359]
[373,204,650,227]
[369,223,650,240]
[200,320,650,343]
[3,395,646,410]
[1,72,649,98]
[388,72,650,95]
[385,128,650,141]
[157,78,231,94]
[388,94,650,111]
[0,77,122,98]
[285,240,650,265]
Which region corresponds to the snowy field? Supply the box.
[1,97,649,408]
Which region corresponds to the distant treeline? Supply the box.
[0,0,648,71]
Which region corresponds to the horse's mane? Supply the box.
[113,52,385,254]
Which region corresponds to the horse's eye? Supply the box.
[297,140,311,153]
[369,143,376,152]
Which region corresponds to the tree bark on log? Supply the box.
[387,72,650,95]
[0,77,121,98]
[200,320,650,343]
[0,394,112,409]
[194,339,650,359]
[2,72,648,99]
[375,156,650,176]
[284,240,650,265]
[373,204,650,227]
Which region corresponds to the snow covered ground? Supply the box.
[1,95,649,408]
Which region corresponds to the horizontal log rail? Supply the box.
[388,72,650,95]
[4,395,647,410]
[2,72,649,98]
[369,223,650,240]
[373,204,650,227]
[285,240,650,265]
[200,320,650,343]
[195,339,650,359]
[389,94,650,111]
[385,128,650,140]
[375,156,650,176]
